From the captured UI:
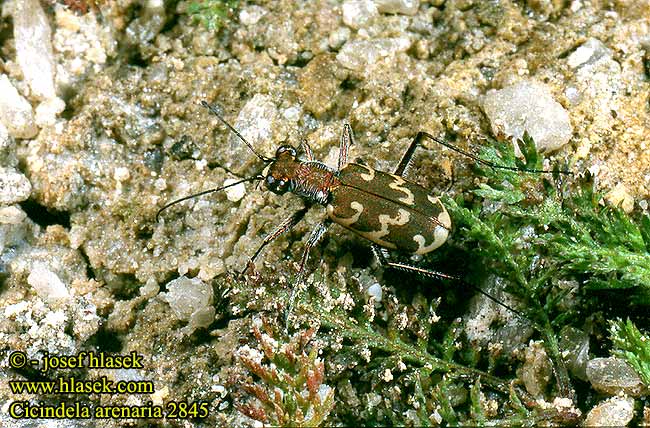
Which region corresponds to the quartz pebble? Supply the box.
[0,206,27,224]
[337,37,411,71]
[223,178,246,202]
[13,0,57,100]
[27,263,71,303]
[0,75,38,139]
[227,94,279,171]
[481,80,573,152]
[584,396,634,427]
[586,357,646,396]
[342,0,378,29]
[160,276,216,335]
[0,167,32,205]
[374,0,420,15]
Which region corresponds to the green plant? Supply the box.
[610,318,650,386]
[187,0,239,31]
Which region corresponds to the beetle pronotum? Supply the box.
[157,101,565,318]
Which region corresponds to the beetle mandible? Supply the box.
[157,101,555,291]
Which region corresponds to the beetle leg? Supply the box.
[394,132,426,177]
[371,244,457,280]
[240,206,310,276]
[370,244,529,320]
[300,139,314,161]
[286,219,332,328]
[338,124,354,171]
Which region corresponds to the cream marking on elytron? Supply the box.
[388,174,415,205]
[412,209,452,254]
[357,208,411,249]
[358,163,375,181]
[327,201,364,227]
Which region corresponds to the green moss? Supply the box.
[186,0,239,31]
[610,319,650,386]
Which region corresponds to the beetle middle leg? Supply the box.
[286,219,332,327]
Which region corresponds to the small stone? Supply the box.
[0,206,27,224]
[584,396,634,427]
[586,357,646,396]
[282,106,302,122]
[337,37,411,71]
[27,263,71,303]
[114,167,131,182]
[13,0,57,100]
[374,0,420,15]
[34,97,66,127]
[227,94,279,171]
[328,27,351,49]
[239,5,267,26]
[0,75,38,139]
[342,0,379,29]
[481,80,573,152]
[0,167,32,204]
[567,38,612,69]
[521,341,552,397]
[366,283,382,303]
[605,183,635,213]
[559,326,590,381]
[223,178,246,202]
[160,276,216,334]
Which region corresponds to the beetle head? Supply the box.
[263,145,298,195]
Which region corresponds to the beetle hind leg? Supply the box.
[371,244,458,281]
[393,132,426,177]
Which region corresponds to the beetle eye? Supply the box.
[276,145,296,158]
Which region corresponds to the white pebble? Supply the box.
[114,167,131,182]
[239,5,267,26]
[481,80,573,152]
[337,37,412,71]
[0,75,37,139]
[282,106,302,122]
[342,0,378,29]
[12,0,57,100]
[0,206,27,224]
[34,97,66,127]
[374,0,420,15]
[0,167,32,205]
[27,263,71,303]
[367,283,383,303]
[223,178,246,202]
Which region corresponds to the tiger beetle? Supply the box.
[157,101,567,321]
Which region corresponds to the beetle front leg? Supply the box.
[337,124,354,171]
[300,139,314,161]
[240,206,310,277]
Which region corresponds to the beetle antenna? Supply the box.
[156,175,262,222]
[201,101,272,163]
[420,132,572,175]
